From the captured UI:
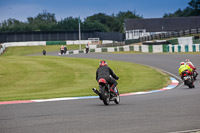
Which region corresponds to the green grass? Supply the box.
[2,44,86,56]
[0,46,170,101]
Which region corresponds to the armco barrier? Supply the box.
[0,41,46,55]
[65,44,200,55]
[0,41,200,56]
[0,48,2,54]
[66,40,91,45]
[167,44,200,52]
[0,44,5,55]
[2,41,46,47]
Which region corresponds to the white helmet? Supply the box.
[185,59,190,62]
[180,62,185,65]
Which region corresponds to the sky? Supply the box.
[0,0,191,22]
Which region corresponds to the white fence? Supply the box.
[0,41,200,55]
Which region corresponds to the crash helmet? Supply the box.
[180,61,185,65]
[185,59,190,62]
[99,60,107,67]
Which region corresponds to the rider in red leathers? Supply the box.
[96,60,119,95]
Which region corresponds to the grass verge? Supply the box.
[0,46,170,101]
[1,44,86,56]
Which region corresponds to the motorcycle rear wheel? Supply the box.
[186,80,194,88]
[100,85,110,105]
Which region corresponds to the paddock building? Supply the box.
[124,16,200,40]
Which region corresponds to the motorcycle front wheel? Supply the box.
[114,94,120,104]
[186,80,194,88]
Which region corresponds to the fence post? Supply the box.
[162,45,168,52]
[172,45,175,52]
[167,45,170,52]
[185,45,189,52]
[178,45,181,52]
[148,45,153,53]
[192,44,196,52]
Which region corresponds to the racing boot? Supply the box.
[110,87,117,96]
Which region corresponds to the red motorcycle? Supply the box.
[93,78,120,105]
[182,70,195,88]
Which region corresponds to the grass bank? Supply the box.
[0,46,170,101]
[1,44,85,56]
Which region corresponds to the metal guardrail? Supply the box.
[0,44,5,55]
[138,28,200,43]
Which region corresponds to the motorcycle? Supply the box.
[182,70,195,88]
[92,78,120,105]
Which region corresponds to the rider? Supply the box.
[178,61,193,79]
[96,60,119,95]
[185,59,198,75]
[85,43,90,54]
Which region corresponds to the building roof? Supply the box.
[125,16,200,32]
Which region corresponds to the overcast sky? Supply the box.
[0,0,190,22]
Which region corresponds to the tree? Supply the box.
[0,10,143,33]
[0,18,26,32]
[57,17,79,30]
[29,10,57,31]
[163,0,200,17]
[85,13,113,31]
[84,11,142,32]
[82,21,109,32]
[116,10,142,32]
[188,0,200,10]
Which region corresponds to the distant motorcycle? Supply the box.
[92,78,120,105]
[182,70,195,88]
[86,48,89,54]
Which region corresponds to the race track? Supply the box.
[0,53,200,133]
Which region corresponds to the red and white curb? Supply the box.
[0,77,179,105]
[120,77,179,96]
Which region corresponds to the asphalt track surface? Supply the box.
[1,52,200,133]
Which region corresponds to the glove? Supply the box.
[116,76,119,80]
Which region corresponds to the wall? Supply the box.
[67,44,200,54]
[0,31,124,43]
[0,44,6,55]
[0,41,199,55]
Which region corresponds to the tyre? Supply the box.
[187,81,194,88]
[114,94,120,104]
[114,88,120,104]
[100,85,110,105]
[193,73,197,80]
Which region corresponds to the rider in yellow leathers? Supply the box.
[179,62,193,79]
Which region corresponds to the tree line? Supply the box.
[0,10,142,33]
[163,0,200,17]
[0,0,199,33]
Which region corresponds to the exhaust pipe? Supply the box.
[92,88,102,100]
[92,88,100,95]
